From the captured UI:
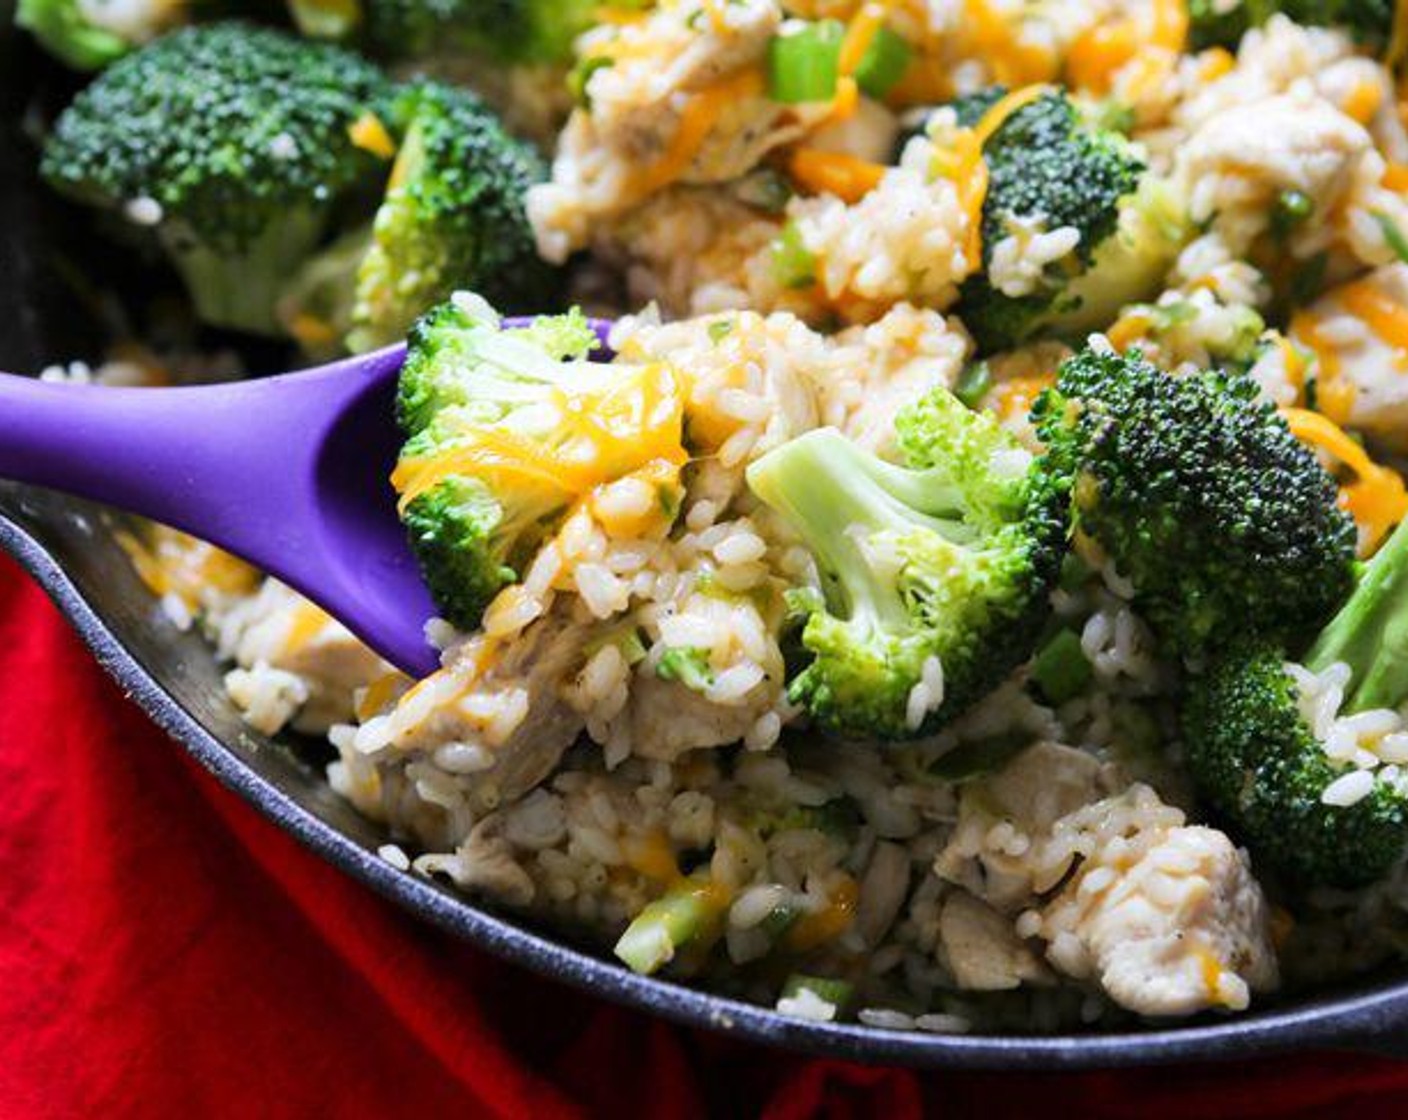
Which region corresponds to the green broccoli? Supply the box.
[393,300,686,629]
[1188,0,1393,50]
[1184,515,1408,887]
[286,0,598,63]
[1032,347,1357,657]
[343,81,555,354]
[951,87,1187,355]
[16,0,186,69]
[745,388,1070,741]
[40,23,394,336]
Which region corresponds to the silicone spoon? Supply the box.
[0,318,614,678]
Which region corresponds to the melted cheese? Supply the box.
[393,363,689,542]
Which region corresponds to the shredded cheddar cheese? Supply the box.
[786,876,859,951]
[1289,310,1354,424]
[1106,310,1152,352]
[931,84,1051,269]
[1384,162,1408,192]
[961,0,1058,86]
[1343,79,1385,125]
[348,111,397,160]
[635,69,765,195]
[1284,407,1408,554]
[839,2,889,75]
[991,372,1056,423]
[392,362,688,526]
[1338,278,1408,371]
[788,147,888,203]
[285,602,331,652]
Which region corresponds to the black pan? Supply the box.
[6,22,1408,1067]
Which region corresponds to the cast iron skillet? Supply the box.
[6,25,1408,1068]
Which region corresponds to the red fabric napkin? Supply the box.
[2,555,1407,1118]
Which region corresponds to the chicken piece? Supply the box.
[933,741,1115,912]
[1177,91,1370,252]
[217,578,389,733]
[416,814,537,907]
[938,892,1051,991]
[1040,802,1279,1016]
[529,0,819,262]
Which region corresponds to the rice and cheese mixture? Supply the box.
[122,1,1408,1031]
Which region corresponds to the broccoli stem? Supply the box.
[165,209,331,337]
[744,428,964,629]
[1306,516,1408,713]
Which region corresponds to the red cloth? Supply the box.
[1,555,1407,1118]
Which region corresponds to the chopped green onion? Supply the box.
[771,221,818,290]
[708,319,735,343]
[1373,210,1408,264]
[1270,189,1313,240]
[1030,628,1093,704]
[614,875,724,975]
[853,25,912,99]
[954,360,992,408]
[656,646,715,692]
[568,56,613,109]
[780,973,854,1012]
[767,20,844,103]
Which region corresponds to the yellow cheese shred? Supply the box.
[1284,407,1408,555]
[788,147,888,203]
[392,362,688,518]
[347,112,397,161]
[635,69,765,195]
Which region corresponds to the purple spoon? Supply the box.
[0,317,614,679]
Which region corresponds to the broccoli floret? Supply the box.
[1188,0,1392,50]
[287,0,597,63]
[344,81,555,354]
[392,299,685,629]
[16,0,187,69]
[40,23,394,336]
[745,389,1070,741]
[951,87,1187,355]
[1033,347,1357,657]
[1184,515,1408,886]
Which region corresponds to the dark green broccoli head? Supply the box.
[1188,0,1392,49]
[746,389,1070,741]
[289,0,597,62]
[1033,348,1357,657]
[346,81,556,354]
[1183,642,1408,888]
[41,22,394,334]
[951,87,1185,355]
[394,300,685,630]
[1185,517,1408,887]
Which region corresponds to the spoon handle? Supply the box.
[0,347,406,575]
